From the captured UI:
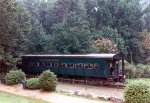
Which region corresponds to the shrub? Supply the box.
[125,62,150,78]
[125,64,137,78]
[136,64,150,78]
[26,78,40,89]
[143,67,150,78]
[39,70,57,91]
[124,79,150,103]
[6,70,26,85]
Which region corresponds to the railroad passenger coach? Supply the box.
[20,53,125,82]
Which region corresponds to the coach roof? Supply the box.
[22,54,117,59]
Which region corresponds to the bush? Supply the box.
[26,78,40,89]
[39,70,57,91]
[6,70,26,85]
[125,64,137,78]
[136,64,150,78]
[124,79,150,103]
[125,62,150,78]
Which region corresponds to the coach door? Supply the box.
[107,60,116,76]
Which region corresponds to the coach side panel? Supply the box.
[21,56,111,78]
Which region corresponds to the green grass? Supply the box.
[0,91,50,103]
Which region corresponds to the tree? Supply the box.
[51,12,91,54]
[23,0,56,34]
[84,0,149,63]
[141,29,150,64]
[0,0,31,70]
[141,29,150,49]
[93,27,125,52]
[46,0,92,54]
[15,1,32,54]
[0,0,18,54]
[16,0,150,64]
[93,38,118,53]
[84,0,98,29]
[0,49,17,71]
[26,19,47,54]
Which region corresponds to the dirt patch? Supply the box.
[57,82,125,99]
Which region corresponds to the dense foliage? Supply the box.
[6,70,26,85]
[124,79,150,103]
[39,70,57,91]
[93,38,118,53]
[22,0,150,64]
[0,0,150,66]
[26,19,47,54]
[26,78,40,89]
[0,0,31,70]
[125,62,150,78]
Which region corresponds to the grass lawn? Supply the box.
[127,78,150,82]
[0,91,50,103]
[126,78,150,85]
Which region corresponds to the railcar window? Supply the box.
[59,63,66,68]
[94,63,99,69]
[84,63,94,69]
[47,62,51,67]
[36,62,38,66]
[88,64,93,69]
[24,62,39,66]
[84,63,89,68]
[75,63,83,68]
[39,62,45,66]
[54,62,58,67]
[32,62,37,66]
[51,62,54,67]
[29,62,33,66]
[51,62,58,67]
[67,63,74,68]
[45,62,48,66]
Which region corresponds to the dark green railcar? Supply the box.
[20,53,125,82]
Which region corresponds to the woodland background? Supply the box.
[1,0,150,70]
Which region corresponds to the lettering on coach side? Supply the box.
[39,59,59,62]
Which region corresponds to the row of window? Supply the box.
[22,62,99,69]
